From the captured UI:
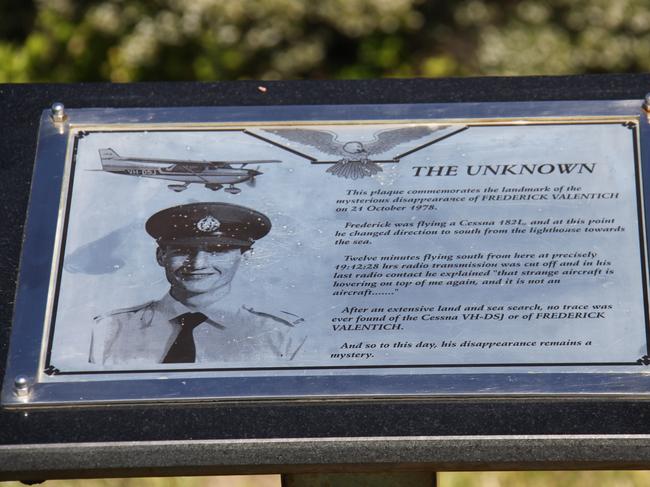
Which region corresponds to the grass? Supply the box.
[440,471,650,487]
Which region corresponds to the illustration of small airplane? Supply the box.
[98,148,281,193]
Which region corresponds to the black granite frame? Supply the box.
[3,76,650,480]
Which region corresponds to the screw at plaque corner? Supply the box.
[51,102,67,122]
[14,375,30,397]
[643,93,650,113]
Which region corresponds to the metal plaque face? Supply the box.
[4,101,650,406]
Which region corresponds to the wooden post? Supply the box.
[282,472,436,487]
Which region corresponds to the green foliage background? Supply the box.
[2,0,650,82]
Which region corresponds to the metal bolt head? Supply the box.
[643,93,650,113]
[51,102,66,122]
[14,375,30,397]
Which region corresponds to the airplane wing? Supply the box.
[128,159,281,167]
[226,159,282,165]
[209,159,282,168]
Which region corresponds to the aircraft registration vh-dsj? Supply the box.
[97,148,282,194]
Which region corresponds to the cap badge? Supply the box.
[196,215,221,233]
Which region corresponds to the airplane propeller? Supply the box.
[247,167,262,187]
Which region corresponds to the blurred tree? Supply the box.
[0,0,36,42]
[0,0,648,82]
[456,0,650,75]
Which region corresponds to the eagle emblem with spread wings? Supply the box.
[263,126,449,180]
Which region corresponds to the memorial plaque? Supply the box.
[3,100,650,407]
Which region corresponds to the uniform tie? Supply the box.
[163,312,208,363]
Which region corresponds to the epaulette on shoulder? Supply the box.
[242,306,305,327]
[93,301,155,321]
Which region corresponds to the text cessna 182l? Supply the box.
[98,148,281,194]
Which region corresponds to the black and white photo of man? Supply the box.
[90,202,305,366]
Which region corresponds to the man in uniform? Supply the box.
[90,202,305,367]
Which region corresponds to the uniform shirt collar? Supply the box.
[158,291,239,328]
